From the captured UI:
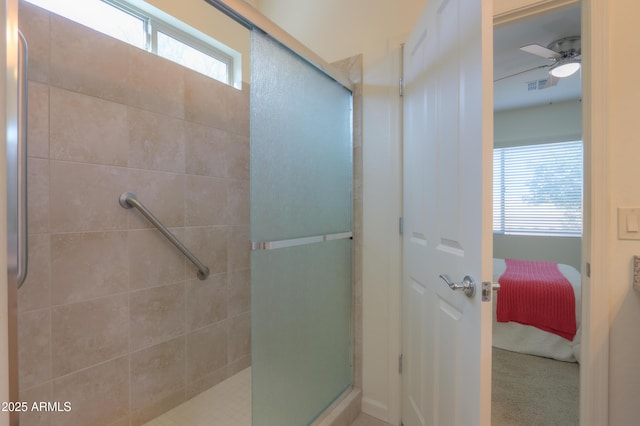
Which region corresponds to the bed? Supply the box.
[492,258,581,363]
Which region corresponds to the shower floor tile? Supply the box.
[144,367,251,426]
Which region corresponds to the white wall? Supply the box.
[494,100,582,148]
[607,1,640,423]
[494,235,581,269]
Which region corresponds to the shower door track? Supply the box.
[203,0,354,92]
[251,232,353,251]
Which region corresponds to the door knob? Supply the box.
[438,274,476,297]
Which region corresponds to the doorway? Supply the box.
[492,4,582,425]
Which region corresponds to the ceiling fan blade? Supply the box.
[494,64,549,82]
[541,74,560,89]
[520,44,561,60]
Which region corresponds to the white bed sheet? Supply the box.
[492,258,581,363]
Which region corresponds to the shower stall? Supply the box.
[10,0,361,425]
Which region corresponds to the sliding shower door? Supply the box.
[250,29,353,426]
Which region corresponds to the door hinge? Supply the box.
[399,217,404,235]
[399,353,403,374]
[399,78,404,97]
[586,262,591,278]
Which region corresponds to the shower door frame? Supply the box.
[203,0,360,424]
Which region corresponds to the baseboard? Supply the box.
[362,397,390,422]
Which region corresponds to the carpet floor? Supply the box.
[492,347,579,426]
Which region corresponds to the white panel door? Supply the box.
[401,0,493,425]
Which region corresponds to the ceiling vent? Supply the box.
[527,79,548,91]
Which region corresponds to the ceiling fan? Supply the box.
[495,36,581,89]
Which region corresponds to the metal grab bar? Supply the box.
[119,192,210,280]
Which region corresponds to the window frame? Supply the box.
[149,17,234,85]
[107,0,235,86]
[25,0,237,87]
[492,140,584,238]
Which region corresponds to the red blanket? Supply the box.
[496,258,577,341]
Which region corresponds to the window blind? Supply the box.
[493,140,583,236]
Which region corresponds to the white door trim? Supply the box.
[579,0,610,424]
[493,0,580,26]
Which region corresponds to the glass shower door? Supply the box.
[250,29,353,426]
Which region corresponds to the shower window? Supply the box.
[156,30,229,84]
[25,0,147,48]
[24,0,237,86]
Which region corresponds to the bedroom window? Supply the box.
[493,140,583,236]
[24,0,237,87]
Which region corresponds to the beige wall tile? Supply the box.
[224,84,250,137]
[18,234,50,313]
[130,283,185,352]
[49,161,128,232]
[50,14,130,104]
[353,146,363,202]
[18,382,52,426]
[18,309,51,390]
[127,169,185,229]
[130,337,185,412]
[128,229,186,290]
[228,268,250,318]
[228,225,250,271]
[226,133,250,180]
[184,70,229,130]
[183,227,228,278]
[128,50,185,119]
[18,4,256,422]
[184,121,227,178]
[51,294,129,377]
[228,312,250,362]
[27,82,50,159]
[27,158,49,234]
[186,274,227,331]
[19,1,50,84]
[51,356,129,426]
[226,179,249,226]
[128,108,185,173]
[186,321,228,385]
[50,88,128,166]
[228,355,251,377]
[185,365,227,400]
[185,175,228,226]
[51,231,128,305]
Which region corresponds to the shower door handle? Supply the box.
[16,30,29,287]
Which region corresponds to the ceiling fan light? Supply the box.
[550,61,581,78]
